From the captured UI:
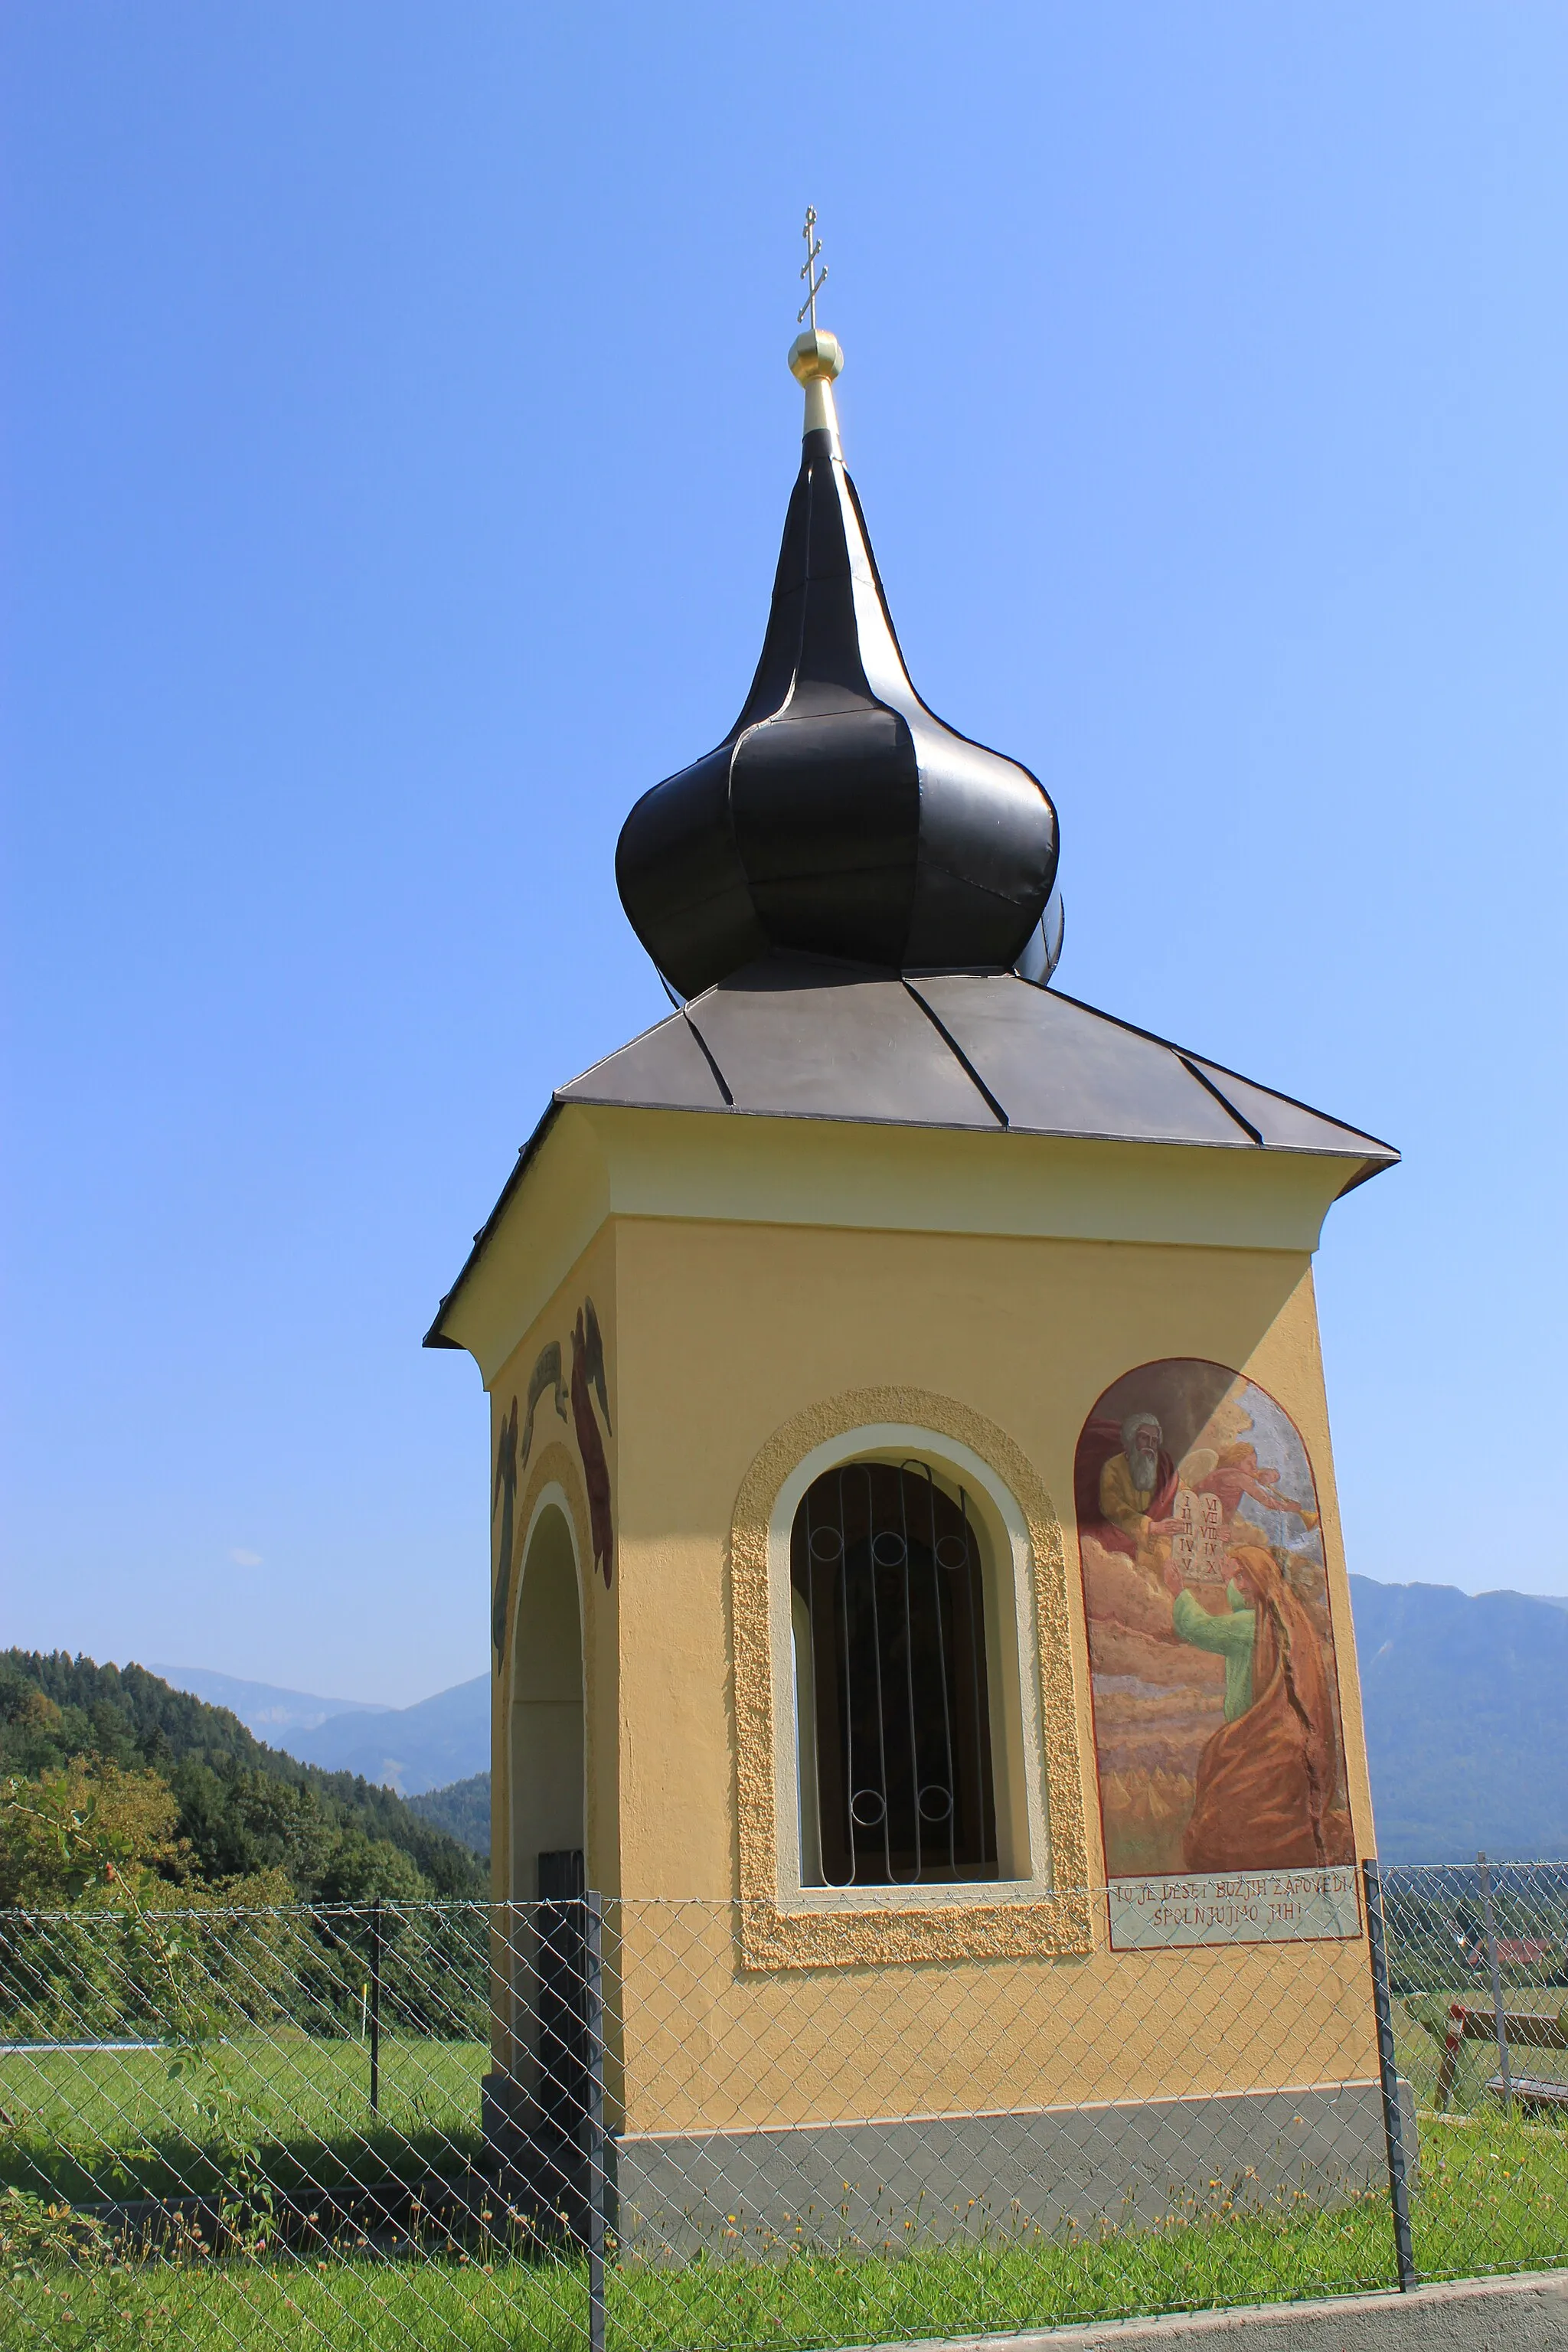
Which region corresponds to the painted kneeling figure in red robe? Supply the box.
[1163,1544,1353,1872]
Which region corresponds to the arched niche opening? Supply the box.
[509,1499,585,1903]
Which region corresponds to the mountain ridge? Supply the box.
[1349,1576,1568,1861]
[133,1575,1568,1862]
[149,1664,392,1739]
[283,1676,488,1795]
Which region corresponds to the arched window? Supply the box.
[791,1459,998,1887]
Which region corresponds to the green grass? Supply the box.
[0,2036,487,2205]
[5,2109,1567,2352]
[0,2208,1398,2352]
[4,2031,1567,2351]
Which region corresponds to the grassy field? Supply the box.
[4,2105,1566,2352]
[3,2023,1566,2350]
[2,2001,1530,2206]
[0,2035,487,2205]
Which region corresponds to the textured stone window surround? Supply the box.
[730,1387,1090,1969]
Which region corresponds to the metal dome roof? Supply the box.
[614,332,1063,999]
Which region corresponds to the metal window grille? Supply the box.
[791,1458,998,1886]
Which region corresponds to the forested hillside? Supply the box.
[408,1770,490,1855]
[0,1650,485,1906]
[13,1572,1567,1909]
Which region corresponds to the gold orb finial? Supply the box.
[789,208,844,448]
[789,328,844,385]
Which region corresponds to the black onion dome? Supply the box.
[615,334,1062,1000]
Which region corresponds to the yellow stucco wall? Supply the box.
[488,1220,620,1907]
[463,1106,1383,2136]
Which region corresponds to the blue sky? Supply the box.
[5,5,1565,1705]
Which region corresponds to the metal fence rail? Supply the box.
[2,1863,1566,2350]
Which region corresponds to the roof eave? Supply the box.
[422,1099,562,1351]
[423,1090,1398,1352]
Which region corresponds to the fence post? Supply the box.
[1362,1859,1416,2293]
[1477,1851,1513,2116]
[585,1889,606,2352]
[369,1898,382,2116]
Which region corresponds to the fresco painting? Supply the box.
[490,1393,521,1666]
[520,1340,569,1469]
[492,1299,615,1666]
[1075,1359,1360,1948]
[570,1295,615,1589]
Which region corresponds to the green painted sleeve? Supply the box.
[1172,1588,1255,1657]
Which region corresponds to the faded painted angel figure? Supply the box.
[1190,1442,1320,1543]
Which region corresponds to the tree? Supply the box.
[0,1758,186,1907]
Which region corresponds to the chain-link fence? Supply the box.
[2,1862,1566,2350]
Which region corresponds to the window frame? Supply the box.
[769,1423,1053,1915]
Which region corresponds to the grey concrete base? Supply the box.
[871,2268,1568,2349]
[611,2080,1418,2257]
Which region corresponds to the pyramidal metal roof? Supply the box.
[425,956,1396,1348]
[557,954,1398,1169]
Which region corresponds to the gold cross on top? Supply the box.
[797,206,827,329]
